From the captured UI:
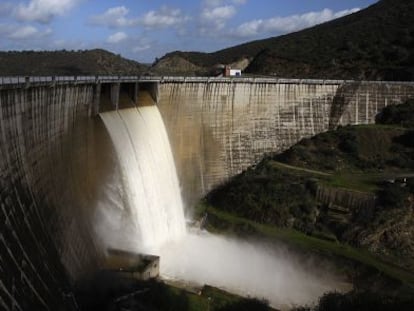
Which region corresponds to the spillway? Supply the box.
[99,106,186,252]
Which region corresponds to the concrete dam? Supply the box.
[1,76,414,309]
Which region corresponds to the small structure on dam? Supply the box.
[223,65,242,77]
[102,248,160,281]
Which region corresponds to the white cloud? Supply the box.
[201,5,236,31]
[15,0,79,24]
[8,25,38,39]
[140,6,189,29]
[90,6,138,28]
[90,5,188,30]
[333,8,361,19]
[202,5,236,21]
[233,8,360,38]
[6,25,51,40]
[133,44,151,53]
[200,0,246,34]
[234,19,262,37]
[107,31,128,44]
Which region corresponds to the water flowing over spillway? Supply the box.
[99,106,186,252]
[99,105,346,309]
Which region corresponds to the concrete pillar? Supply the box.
[92,83,101,115]
[25,76,30,89]
[149,82,160,103]
[133,82,139,104]
[110,82,120,110]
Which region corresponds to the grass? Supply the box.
[269,161,331,177]
[164,285,209,311]
[273,161,413,194]
[162,283,270,311]
[196,202,414,288]
[269,159,380,193]
[321,172,381,193]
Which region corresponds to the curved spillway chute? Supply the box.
[99,106,187,253]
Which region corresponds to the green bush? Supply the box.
[377,183,409,209]
[217,298,270,311]
[407,178,414,192]
[206,165,316,227]
[394,130,414,147]
[315,291,414,311]
[338,131,358,154]
[376,99,414,127]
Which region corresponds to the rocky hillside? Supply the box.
[0,49,148,76]
[153,0,414,80]
[151,54,204,76]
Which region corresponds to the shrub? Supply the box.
[217,298,270,311]
[315,291,414,311]
[377,183,409,209]
[407,178,414,193]
[338,131,358,154]
[393,130,414,147]
[376,99,414,127]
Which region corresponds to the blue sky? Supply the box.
[0,0,378,63]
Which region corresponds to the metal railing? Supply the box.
[1,75,413,86]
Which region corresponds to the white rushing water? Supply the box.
[99,105,345,309]
[100,107,186,252]
[159,231,345,308]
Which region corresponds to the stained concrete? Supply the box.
[157,81,414,204]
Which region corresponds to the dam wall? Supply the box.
[0,76,414,309]
[0,83,106,310]
[157,80,414,204]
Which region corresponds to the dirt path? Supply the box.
[270,161,332,176]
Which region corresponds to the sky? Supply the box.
[0,0,379,64]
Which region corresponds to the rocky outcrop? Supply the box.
[151,55,204,75]
[344,201,414,270]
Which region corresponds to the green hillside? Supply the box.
[154,0,414,80]
[197,99,414,310]
[0,49,148,76]
[203,100,414,284]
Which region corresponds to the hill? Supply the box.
[204,99,414,274]
[198,99,414,309]
[0,49,148,76]
[152,0,414,80]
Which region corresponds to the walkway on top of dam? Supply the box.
[1,75,414,88]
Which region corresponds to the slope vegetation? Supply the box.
[154,0,414,80]
[0,49,148,76]
[204,100,414,276]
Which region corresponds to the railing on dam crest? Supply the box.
[2,75,414,87]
